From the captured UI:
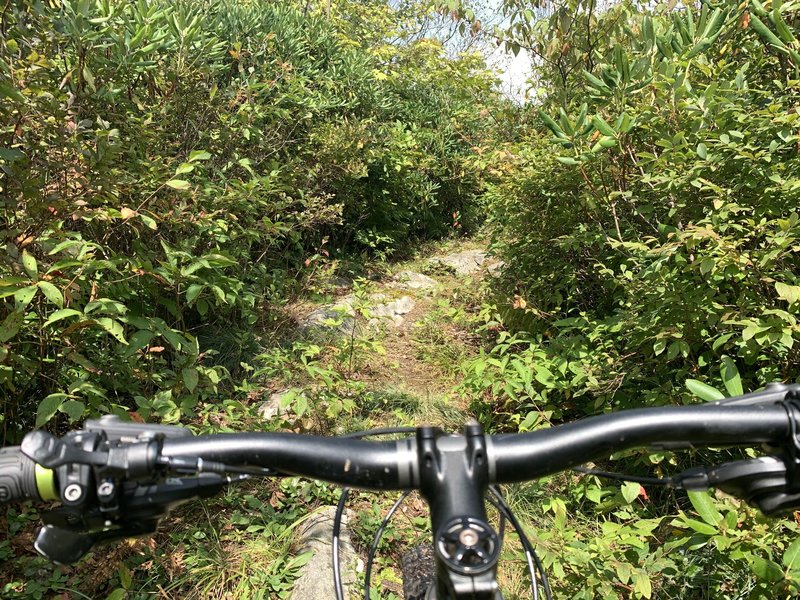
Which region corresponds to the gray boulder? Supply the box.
[431,250,488,275]
[290,506,358,600]
[368,296,415,327]
[300,296,358,336]
[391,271,438,290]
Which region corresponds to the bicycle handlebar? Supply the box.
[4,383,800,599]
[492,402,793,482]
[150,403,793,490]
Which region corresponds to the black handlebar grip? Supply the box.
[0,446,41,504]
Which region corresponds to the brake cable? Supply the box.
[334,427,416,600]
[572,466,677,487]
[488,485,552,600]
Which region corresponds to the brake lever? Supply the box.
[674,456,800,516]
[34,521,160,566]
[36,474,229,564]
[20,430,109,470]
[712,382,800,406]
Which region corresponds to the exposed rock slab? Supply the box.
[326,276,353,291]
[487,260,505,278]
[368,296,415,327]
[301,294,415,334]
[290,506,357,600]
[430,250,488,275]
[300,296,357,336]
[390,271,438,290]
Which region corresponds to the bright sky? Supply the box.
[471,0,535,103]
[486,42,533,102]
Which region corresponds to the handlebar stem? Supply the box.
[418,423,501,600]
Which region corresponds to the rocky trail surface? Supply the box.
[287,241,496,599]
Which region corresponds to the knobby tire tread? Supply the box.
[401,544,435,600]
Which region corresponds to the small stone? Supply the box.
[257,389,295,420]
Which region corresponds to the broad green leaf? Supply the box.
[720,356,743,397]
[82,65,96,91]
[783,537,800,570]
[175,163,194,175]
[683,517,717,535]
[696,143,708,159]
[59,400,85,422]
[186,284,204,304]
[188,150,211,162]
[123,330,155,357]
[584,70,609,90]
[85,298,127,315]
[36,393,68,427]
[138,214,158,230]
[686,379,725,401]
[44,308,82,326]
[105,588,126,600]
[773,0,797,44]
[615,561,633,584]
[688,491,723,526]
[14,285,37,309]
[285,550,314,570]
[621,481,641,504]
[0,310,24,342]
[95,318,127,344]
[0,147,25,161]
[182,367,199,392]
[632,571,652,599]
[699,257,715,275]
[0,82,25,103]
[667,341,680,360]
[750,13,785,47]
[591,115,616,136]
[21,250,38,279]
[161,328,187,350]
[539,110,566,138]
[742,324,769,342]
[598,136,617,148]
[118,562,133,589]
[67,351,100,373]
[166,179,190,190]
[776,282,800,304]
[750,555,784,581]
[37,281,63,308]
[712,333,734,350]
[294,394,308,417]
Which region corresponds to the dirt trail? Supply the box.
[289,239,495,599]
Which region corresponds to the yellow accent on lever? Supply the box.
[34,464,58,501]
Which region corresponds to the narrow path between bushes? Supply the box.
[287,239,497,599]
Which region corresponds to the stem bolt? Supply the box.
[459,528,479,547]
[64,484,83,502]
[98,481,115,498]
